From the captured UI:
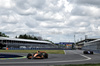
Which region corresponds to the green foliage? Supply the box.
[16,34,38,40]
[0,32,9,37]
[44,39,54,44]
[16,34,54,44]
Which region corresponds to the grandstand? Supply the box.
[0,37,57,50]
[83,39,100,51]
[76,38,97,49]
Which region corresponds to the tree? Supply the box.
[16,34,39,40]
[15,36,17,38]
[36,36,42,40]
[33,37,38,40]
[16,34,54,44]
[0,32,9,37]
[44,39,54,44]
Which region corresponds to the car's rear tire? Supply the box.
[27,53,32,59]
[43,53,48,58]
[90,51,93,54]
[83,51,87,54]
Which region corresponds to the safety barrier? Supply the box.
[8,48,72,50]
[93,50,100,53]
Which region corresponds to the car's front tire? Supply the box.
[27,53,32,59]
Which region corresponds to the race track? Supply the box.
[0,50,100,66]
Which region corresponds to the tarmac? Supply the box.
[0,50,100,66]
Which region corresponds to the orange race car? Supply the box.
[27,51,48,59]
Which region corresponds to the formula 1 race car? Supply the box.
[27,51,48,59]
[83,50,94,54]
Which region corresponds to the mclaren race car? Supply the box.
[83,50,94,54]
[27,51,48,59]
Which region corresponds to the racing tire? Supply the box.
[27,53,32,59]
[83,51,88,54]
[43,53,48,59]
[90,51,93,54]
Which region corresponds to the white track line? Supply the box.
[0,57,91,64]
[80,54,91,60]
[64,50,66,55]
[0,50,91,64]
[68,50,91,60]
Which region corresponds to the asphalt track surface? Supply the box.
[0,50,100,66]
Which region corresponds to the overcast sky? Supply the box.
[0,0,100,43]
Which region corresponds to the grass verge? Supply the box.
[0,50,64,54]
[53,64,100,66]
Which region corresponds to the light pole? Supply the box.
[74,34,76,49]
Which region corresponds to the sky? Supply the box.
[0,0,100,43]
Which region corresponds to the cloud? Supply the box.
[68,0,100,7]
[1,15,17,24]
[0,0,100,42]
[25,20,39,28]
[12,0,46,15]
[0,0,15,8]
